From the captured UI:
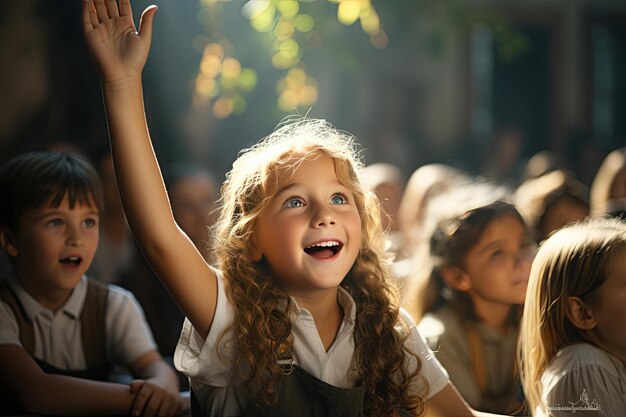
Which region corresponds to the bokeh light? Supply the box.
[194,0,384,117]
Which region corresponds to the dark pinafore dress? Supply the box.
[190,357,367,417]
[0,279,111,415]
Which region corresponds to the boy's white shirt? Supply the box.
[174,266,449,415]
[0,274,157,369]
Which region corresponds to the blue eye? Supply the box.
[330,194,347,205]
[519,241,537,259]
[284,198,305,208]
[47,218,64,227]
[84,218,98,228]
[491,250,504,259]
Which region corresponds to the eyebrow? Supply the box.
[478,240,506,254]
[477,233,528,254]
[34,208,100,221]
[275,183,300,197]
[274,180,346,197]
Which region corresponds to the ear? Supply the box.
[566,296,597,330]
[440,265,471,292]
[0,226,18,257]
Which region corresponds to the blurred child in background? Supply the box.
[359,162,405,256]
[589,147,626,218]
[405,182,533,414]
[513,169,588,244]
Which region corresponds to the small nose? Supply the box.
[315,216,335,227]
[311,205,336,228]
[516,245,536,268]
[66,224,84,247]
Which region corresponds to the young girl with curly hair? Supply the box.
[519,217,626,416]
[81,1,504,415]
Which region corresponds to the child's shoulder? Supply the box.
[100,281,145,315]
[543,343,626,388]
[551,343,622,370]
[81,277,143,323]
[542,343,626,412]
[417,304,464,344]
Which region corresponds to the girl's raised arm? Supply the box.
[82,0,217,338]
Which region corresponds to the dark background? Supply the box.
[1,0,625,187]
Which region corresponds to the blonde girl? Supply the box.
[405,184,534,414]
[81,1,505,415]
[519,217,626,416]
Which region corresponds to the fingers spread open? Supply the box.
[81,0,95,32]
[105,0,120,18]
[93,0,109,23]
[88,1,100,28]
[120,0,134,20]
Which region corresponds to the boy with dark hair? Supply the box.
[0,151,184,416]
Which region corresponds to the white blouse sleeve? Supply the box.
[174,268,237,387]
[400,308,450,399]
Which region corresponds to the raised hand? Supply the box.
[82,0,220,343]
[82,0,157,84]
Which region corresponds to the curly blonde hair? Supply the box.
[209,117,426,416]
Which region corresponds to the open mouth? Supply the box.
[59,256,82,266]
[304,241,343,259]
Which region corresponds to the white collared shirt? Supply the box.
[174,268,449,416]
[0,274,157,369]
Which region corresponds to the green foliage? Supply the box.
[192,0,385,117]
[191,0,528,118]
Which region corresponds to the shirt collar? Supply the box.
[287,286,357,325]
[336,286,357,324]
[6,274,88,321]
